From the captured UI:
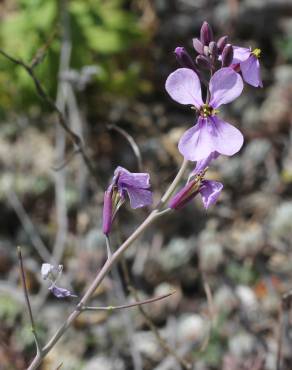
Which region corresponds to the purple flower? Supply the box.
[102,166,153,235]
[49,284,77,298]
[41,263,77,299]
[169,152,223,210]
[165,67,244,161]
[232,47,263,88]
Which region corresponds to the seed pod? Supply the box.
[174,47,197,71]
[200,21,214,46]
[196,55,211,70]
[217,36,228,53]
[193,38,204,54]
[221,44,234,67]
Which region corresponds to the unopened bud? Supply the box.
[174,47,197,71]
[196,55,211,70]
[217,35,228,53]
[200,21,213,46]
[193,38,204,54]
[221,44,234,67]
[209,41,218,61]
[169,178,202,210]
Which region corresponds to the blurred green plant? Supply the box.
[0,0,146,116]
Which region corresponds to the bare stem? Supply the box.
[17,247,41,355]
[160,158,188,205]
[81,291,175,312]
[27,159,187,370]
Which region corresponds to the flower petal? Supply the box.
[200,180,223,209]
[210,116,244,156]
[232,46,251,63]
[179,116,244,161]
[240,56,263,88]
[49,285,77,298]
[193,151,220,175]
[115,166,150,189]
[178,117,216,161]
[165,68,203,108]
[209,67,244,108]
[126,187,153,209]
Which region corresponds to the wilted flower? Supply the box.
[102,166,153,235]
[232,46,263,87]
[165,67,244,161]
[169,152,223,210]
[41,263,77,299]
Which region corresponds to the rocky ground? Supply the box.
[1,1,292,369]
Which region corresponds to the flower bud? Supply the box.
[209,41,218,62]
[217,35,228,53]
[200,21,213,46]
[193,38,204,54]
[174,47,197,71]
[169,178,201,210]
[221,44,234,67]
[196,55,211,70]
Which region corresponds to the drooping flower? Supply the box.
[232,47,263,88]
[102,166,153,235]
[165,67,244,161]
[169,152,223,210]
[41,263,77,299]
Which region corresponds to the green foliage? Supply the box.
[226,260,258,285]
[197,313,228,366]
[0,295,21,325]
[0,0,145,116]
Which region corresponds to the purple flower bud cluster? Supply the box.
[168,21,263,209]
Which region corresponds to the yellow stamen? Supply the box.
[252,48,261,59]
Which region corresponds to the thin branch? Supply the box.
[81,291,175,312]
[51,147,81,171]
[107,124,143,172]
[7,191,51,262]
[121,258,191,370]
[105,235,112,259]
[0,49,98,186]
[27,158,188,370]
[17,246,41,355]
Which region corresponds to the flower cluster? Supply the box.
[167,21,263,209]
[101,21,263,232]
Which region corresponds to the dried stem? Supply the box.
[81,291,175,312]
[17,247,41,355]
[27,158,187,370]
[107,124,143,172]
[0,49,98,186]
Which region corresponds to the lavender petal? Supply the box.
[210,116,244,156]
[49,285,77,298]
[232,46,251,63]
[178,117,215,161]
[165,68,203,108]
[240,55,263,88]
[200,180,223,209]
[125,187,153,209]
[209,67,244,108]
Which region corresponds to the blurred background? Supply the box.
[0,0,292,369]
